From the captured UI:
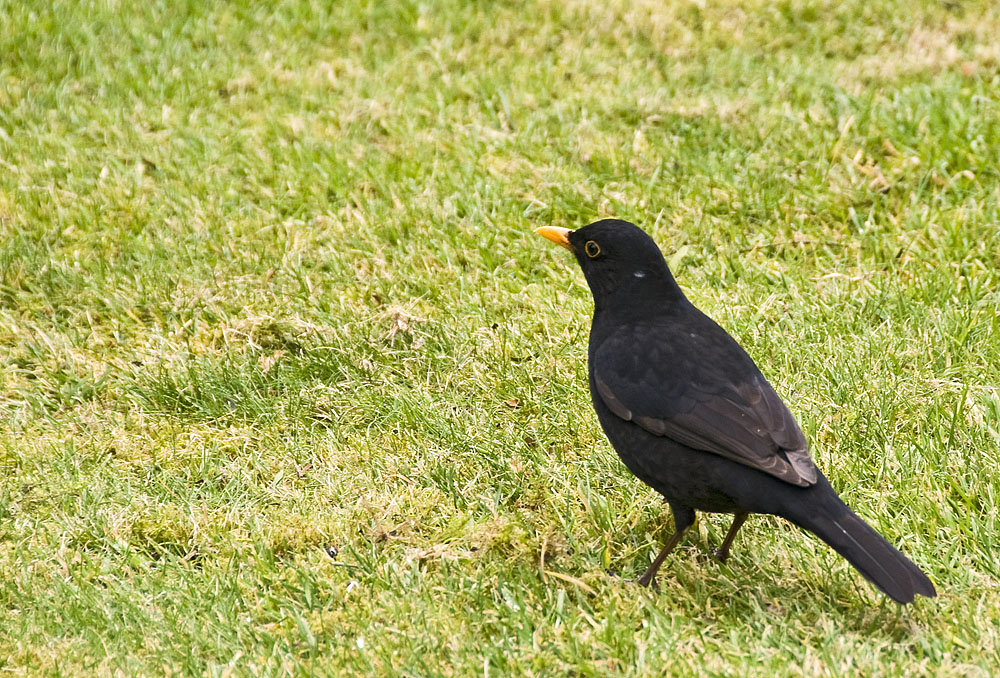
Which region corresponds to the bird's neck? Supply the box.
[590,266,688,318]
[589,275,691,349]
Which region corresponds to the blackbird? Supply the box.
[536,219,935,604]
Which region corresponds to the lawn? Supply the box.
[2,0,999,675]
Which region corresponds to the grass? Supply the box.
[2,0,999,675]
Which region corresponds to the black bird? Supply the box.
[536,219,935,604]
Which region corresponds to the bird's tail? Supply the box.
[787,490,936,604]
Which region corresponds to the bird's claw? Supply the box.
[637,573,659,590]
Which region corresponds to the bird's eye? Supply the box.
[584,241,601,258]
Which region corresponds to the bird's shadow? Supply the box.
[625,550,930,639]
[616,511,933,637]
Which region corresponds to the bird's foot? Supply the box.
[712,547,730,563]
[636,572,660,590]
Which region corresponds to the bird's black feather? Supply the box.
[592,314,816,487]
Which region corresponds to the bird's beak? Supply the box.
[534,226,574,251]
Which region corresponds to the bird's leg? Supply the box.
[713,512,749,563]
[638,505,695,589]
[637,527,687,588]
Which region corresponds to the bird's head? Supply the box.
[535,219,687,313]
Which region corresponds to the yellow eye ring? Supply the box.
[584,241,601,258]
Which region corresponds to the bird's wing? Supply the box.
[592,323,818,487]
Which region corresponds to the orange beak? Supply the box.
[534,226,573,251]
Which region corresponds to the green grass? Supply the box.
[2,0,999,675]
